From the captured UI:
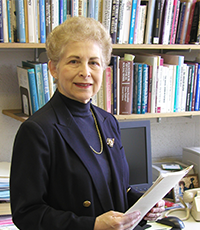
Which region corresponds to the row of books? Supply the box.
[96,53,200,115]
[0,0,199,44]
[0,0,102,43]
[17,60,56,116]
[0,162,18,229]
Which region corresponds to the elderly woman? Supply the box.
[10,17,165,230]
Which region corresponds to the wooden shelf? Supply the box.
[2,109,200,122]
[0,43,46,49]
[113,44,200,50]
[115,111,200,120]
[0,43,199,50]
[2,109,29,122]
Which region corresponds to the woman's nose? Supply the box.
[79,64,91,78]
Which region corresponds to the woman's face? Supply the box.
[49,41,104,104]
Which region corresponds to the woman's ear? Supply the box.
[48,60,58,79]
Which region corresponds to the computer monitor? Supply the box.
[119,120,153,193]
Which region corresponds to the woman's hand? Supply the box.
[144,199,165,221]
[94,210,141,230]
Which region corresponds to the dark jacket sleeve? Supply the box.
[10,120,95,230]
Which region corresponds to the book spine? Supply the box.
[102,0,112,33]
[189,1,200,44]
[137,63,142,114]
[39,0,46,43]
[122,0,132,44]
[67,0,71,18]
[161,66,168,113]
[104,66,112,113]
[78,0,83,16]
[72,0,78,17]
[15,0,26,43]
[194,64,200,111]
[147,65,152,113]
[23,0,29,43]
[42,63,50,103]
[161,0,173,44]
[10,0,16,42]
[169,0,178,44]
[27,0,36,43]
[87,0,95,18]
[185,65,192,111]
[59,0,64,24]
[175,2,186,44]
[133,63,137,113]
[94,0,99,20]
[128,0,137,44]
[185,0,197,44]
[179,1,192,44]
[7,0,11,42]
[2,0,8,42]
[141,64,148,114]
[152,0,162,44]
[191,63,198,111]
[188,64,195,111]
[97,77,105,109]
[144,0,156,44]
[133,63,142,114]
[117,0,125,44]
[63,0,67,21]
[0,0,3,42]
[27,68,39,114]
[119,59,133,115]
[171,0,180,44]
[48,70,56,97]
[110,55,120,115]
[84,0,88,17]
[133,0,141,44]
[177,64,184,112]
[180,64,188,112]
[137,5,147,44]
[45,0,51,37]
[110,0,120,44]
[51,0,59,30]
[35,0,39,43]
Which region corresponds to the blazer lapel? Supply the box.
[91,105,127,212]
[50,92,115,212]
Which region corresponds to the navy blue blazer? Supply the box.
[10,90,142,230]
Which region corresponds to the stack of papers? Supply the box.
[125,165,193,230]
[0,162,18,230]
[0,162,10,201]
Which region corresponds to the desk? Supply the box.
[148,212,200,229]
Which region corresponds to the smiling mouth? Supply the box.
[75,83,92,87]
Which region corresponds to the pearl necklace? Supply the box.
[90,109,103,154]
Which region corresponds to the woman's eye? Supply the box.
[90,61,99,66]
[70,60,77,64]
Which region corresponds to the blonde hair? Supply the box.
[46,17,112,70]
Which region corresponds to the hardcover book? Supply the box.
[144,0,156,44]
[22,61,46,109]
[119,58,134,115]
[110,0,120,44]
[15,0,26,43]
[17,66,39,115]
[185,0,197,44]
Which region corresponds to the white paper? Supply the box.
[125,165,193,230]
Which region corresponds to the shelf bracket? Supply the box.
[34,48,39,62]
[157,117,161,123]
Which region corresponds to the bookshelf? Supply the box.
[1,43,200,122]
